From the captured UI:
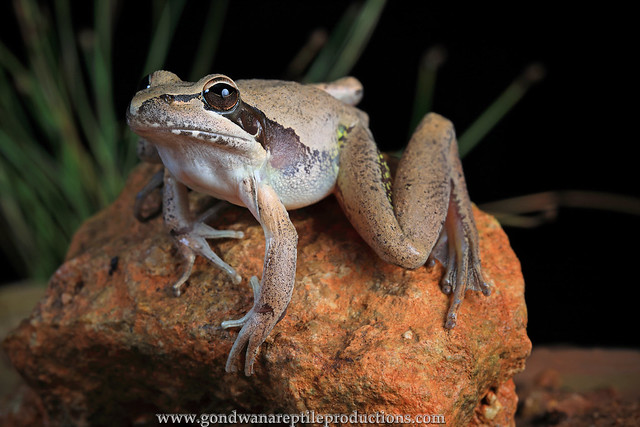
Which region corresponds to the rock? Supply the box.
[514,347,640,426]
[2,163,530,426]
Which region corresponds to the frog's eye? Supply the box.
[137,71,182,91]
[137,74,152,91]
[202,77,239,112]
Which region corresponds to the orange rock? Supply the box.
[2,163,530,425]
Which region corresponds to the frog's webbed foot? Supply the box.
[432,192,491,329]
[221,276,289,376]
[220,276,268,375]
[170,217,244,296]
[162,170,244,296]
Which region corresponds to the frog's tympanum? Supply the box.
[127,71,491,375]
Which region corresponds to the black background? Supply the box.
[2,2,638,348]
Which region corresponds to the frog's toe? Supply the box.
[223,310,280,376]
[437,209,491,329]
[442,259,490,329]
[222,277,284,375]
[171,244,196,297]
[194,222,244,240]
[221,277,260,329]
[224,320,252,374]
[174,230,242,285]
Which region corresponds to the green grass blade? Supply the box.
[189,0,228,80]
[325,0,386,81]
[142,0,187,75]
[0,138,77,280]
[458,63,545,157]
[53,0,111,194]
[0,129,78,232]
[93,0,123,200]
[13,175,68,278]
[285,29,328,80]
[0,40,29,76]
[16,0,98,215]
[0,167,36,277]
[303,4,359,83]
[409,46,447,135]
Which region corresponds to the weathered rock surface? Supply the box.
[3,163,530,425]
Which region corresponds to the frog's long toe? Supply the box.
[223,315,268,376]
[224,309,282,376]
[221,277,260,328]
[173,227,243,286]
[222,275,286,375]
[194,222,244,240]
[221,277,260,374]
[440,200,491,329]
[443,261,490,329]
[172,245,196,296]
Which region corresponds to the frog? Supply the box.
[126,70,491,376]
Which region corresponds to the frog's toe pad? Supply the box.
[441,262,491,329]
[224,312,278,376]
[436,224,491,329]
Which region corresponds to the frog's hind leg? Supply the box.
[395,113,490,328]
[434,186,491,328]
[336,112,490,329]
[162,169,244,296]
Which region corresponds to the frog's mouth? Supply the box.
[165,128,254,144]
[133,125,258,150]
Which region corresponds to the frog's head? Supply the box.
[127,71,267,162]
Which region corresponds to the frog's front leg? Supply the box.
[162,169,244,295]
[222,177,297,376]
[336,113,490,329]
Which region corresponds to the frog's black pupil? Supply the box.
[212,83,234,98]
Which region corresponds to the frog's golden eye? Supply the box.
[202,77,239,112]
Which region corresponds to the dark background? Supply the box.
[2,2,638,348]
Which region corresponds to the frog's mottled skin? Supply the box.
[127,71,490,375]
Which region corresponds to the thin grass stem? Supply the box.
[458,63,545,157]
